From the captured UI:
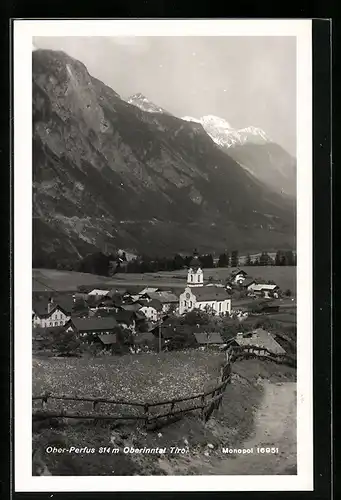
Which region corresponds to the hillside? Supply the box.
[32,49,295,262]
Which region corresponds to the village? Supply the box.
[32,250,296,358]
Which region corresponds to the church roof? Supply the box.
[189,249,202,269]
[191,286,230,302]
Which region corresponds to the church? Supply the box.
[179,251,232,316]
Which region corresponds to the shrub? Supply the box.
[50,328,81,357]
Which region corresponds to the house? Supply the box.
[230,269,248,285]
[139,299,163,322]
[233,328,286,354]
[112,310,137,331]
[247,283,280,298]
[65,317,118,339]
[193,331,225,346]
[241,278,256,289]
[32,297,71,328]
[121,302,143,313]
[88,289,110,297]
[145,291,179,313]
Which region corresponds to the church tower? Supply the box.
[187,249,204,287]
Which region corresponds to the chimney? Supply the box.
[47,297,54,314]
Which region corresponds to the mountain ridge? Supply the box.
[32,49,295,263]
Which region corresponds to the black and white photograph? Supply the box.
[14,19,313,492]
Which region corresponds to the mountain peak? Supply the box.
[127,93,168,114]
[182,115,270,148]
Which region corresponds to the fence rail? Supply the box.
[32,345,295,428]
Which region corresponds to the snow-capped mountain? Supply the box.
[182,115,270,148]
[127,93,169,114]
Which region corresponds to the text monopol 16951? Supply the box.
[221,447,279,454]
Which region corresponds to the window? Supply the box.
[190,275,193,282]
[219,302,222,312]
[184,300,187,307]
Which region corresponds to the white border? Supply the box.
[14,19,313,492]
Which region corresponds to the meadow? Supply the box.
[32,350,225,404]
[33,266,296,294]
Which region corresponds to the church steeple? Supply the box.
[187,249,203,287]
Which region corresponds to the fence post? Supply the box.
[144,404,149,428]
[201,395,206,420]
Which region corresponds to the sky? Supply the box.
[33,36,296,156]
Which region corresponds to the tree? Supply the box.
[78,252,111,276]
[173,254,185,270]
[218,253,229,268]
[259,252,271,266]
[182,310,210,326]
[200,254,214,268]
[231,250,239,268]
[245,254,252,266]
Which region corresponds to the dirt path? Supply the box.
[213,381,297,474]
[158,381,297,475]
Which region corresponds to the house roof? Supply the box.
[250,284,278,291]
[231,269,247,277]
[191,287,230,302]
[88,289,110,296]
[98,333,117,345]
[113,310,135,324]
[139,287,160,295]
[234,328,286,354]
[148,291,178,303]
[32,296,73,317]
[140,299,163,312]
[242,278,256,288]
[189,249,202,270]
[121,303,143,312]
[193,332,224,344]
[71,317,118,332]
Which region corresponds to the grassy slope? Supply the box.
[32,357,296,476]
[33,266,296,294]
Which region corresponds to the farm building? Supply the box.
[66,317,118,338]
[32,296,72,328]
[233,328,286,354]
[179,251,232,315]
[247,283,280,298]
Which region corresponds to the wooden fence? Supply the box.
[32,345,295,428]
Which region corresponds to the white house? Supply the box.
[230,269,248,285]
[139,299,163,322]
[32,297,71,328]
[179,251,231,316]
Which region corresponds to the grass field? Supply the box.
[33,350,225,405]
[33,266,296,294]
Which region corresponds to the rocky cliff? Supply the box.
[32,49,295,263]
